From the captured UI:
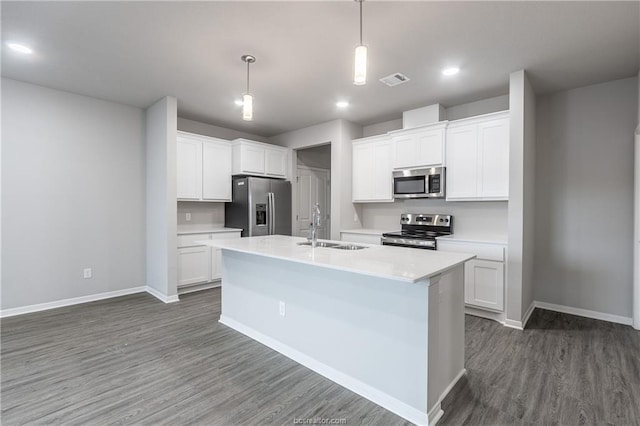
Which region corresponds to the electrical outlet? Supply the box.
[279,301,286,317]
[83,268,92,279]
[185,213,191,221]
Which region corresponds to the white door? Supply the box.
[392,134,417,169]
[352,143,373,201]
[202,141,232,201]
[416,129,444,166]
[177,138,202,200]
[240,144,265,174]
[371,141,393,200]
[296,167,330,239]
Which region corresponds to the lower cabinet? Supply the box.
[437,239,506,312]
[464,259,504,311]
[177,231,241,290]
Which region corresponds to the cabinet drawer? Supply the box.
[211,232,242,240]
[437,241,505,262]
[178,233,211,248]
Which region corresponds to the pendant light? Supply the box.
[353,0,367,85]
[241,54,255,121]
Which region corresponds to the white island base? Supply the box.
[208,236,472,426]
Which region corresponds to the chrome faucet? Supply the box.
[308,203,321,248]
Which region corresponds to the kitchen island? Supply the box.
[200,235,475,426]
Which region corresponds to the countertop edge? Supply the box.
[177,228,243,235]
[200,239,474,284]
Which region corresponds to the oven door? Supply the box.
[393,167,445,199]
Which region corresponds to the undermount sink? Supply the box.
[332,244,367,250]
[297,241,341,248]
[296,242,368,250]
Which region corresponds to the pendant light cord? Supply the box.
[246,61,250,94]
[359,0,363,45]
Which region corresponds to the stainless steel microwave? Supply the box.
[393,167,445,199]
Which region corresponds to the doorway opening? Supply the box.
[294,144,331,240]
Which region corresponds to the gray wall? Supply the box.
[296,144,331,170]
[362,118,402,137]
[146,97,178,299]
[445,94,509,121]
[535,76,637,318]
[177,117,268,142]
[1,78,146,310]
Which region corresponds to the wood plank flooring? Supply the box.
[2,288,639,425]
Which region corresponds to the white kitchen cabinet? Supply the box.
[352,135,393,203]
[177,132,232,202]
[445,111,509,201]
[389,122,447,169]
[176,136,203,200]
[232,139,289,179]
[177,230,241,290]
[178,246,211,286]
[437,239,506,312]
[464,260,504,311]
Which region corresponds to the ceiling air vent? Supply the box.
[379,72,410,87]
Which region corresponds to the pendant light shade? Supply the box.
[241,55,255,121]
[353,0,367,85]
[354,45,367,85]
[242,93,253,121]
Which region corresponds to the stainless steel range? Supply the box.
[381,213,453,250]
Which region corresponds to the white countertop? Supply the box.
[177,227,242,235]
[199,235,474,283]
[436,234,508,245]
[340,228,387,235]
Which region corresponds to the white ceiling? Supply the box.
[2,1,638,137]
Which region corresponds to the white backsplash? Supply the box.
[359,199,508,236]
[177,201,226,231]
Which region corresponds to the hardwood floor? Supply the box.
[2,288,639,425]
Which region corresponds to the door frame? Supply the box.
[634,130,639,330]
[295,165,331,239]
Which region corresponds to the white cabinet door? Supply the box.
[416,129,445,167]
[240,144,265,174]
[177,138,203,200]
[352,143,373,201]
[202,141,232,201]
[392,126,445,169]
[265,148,287,177]
[353,137,393,202]
[178,246,211,287]
[478,118,509,199]
[446,125,478,199]
[464,260,504,311]
[392,134,417,169]
[372,141,393,200]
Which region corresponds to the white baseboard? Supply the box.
[220,315,429,426]
[534,301,632,326]
[521,300,536,328]
[0,286,147,318]
[145,286,180,304]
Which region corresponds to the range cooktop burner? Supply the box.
[381,213,453,250]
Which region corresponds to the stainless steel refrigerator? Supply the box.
[225,176,292,237]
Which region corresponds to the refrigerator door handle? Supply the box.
[267,192,274,235]
[271,192,276,235]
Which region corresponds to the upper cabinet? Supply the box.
[177,132,232,202]
[352,135,393,203]
[389,122,447,169]
[232,139,289,179]
[445,111,509,201]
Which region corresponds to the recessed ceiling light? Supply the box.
[234,99,244,106]
[336,101,349,108]
[6,42,33,54]
[442,67,460,76]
